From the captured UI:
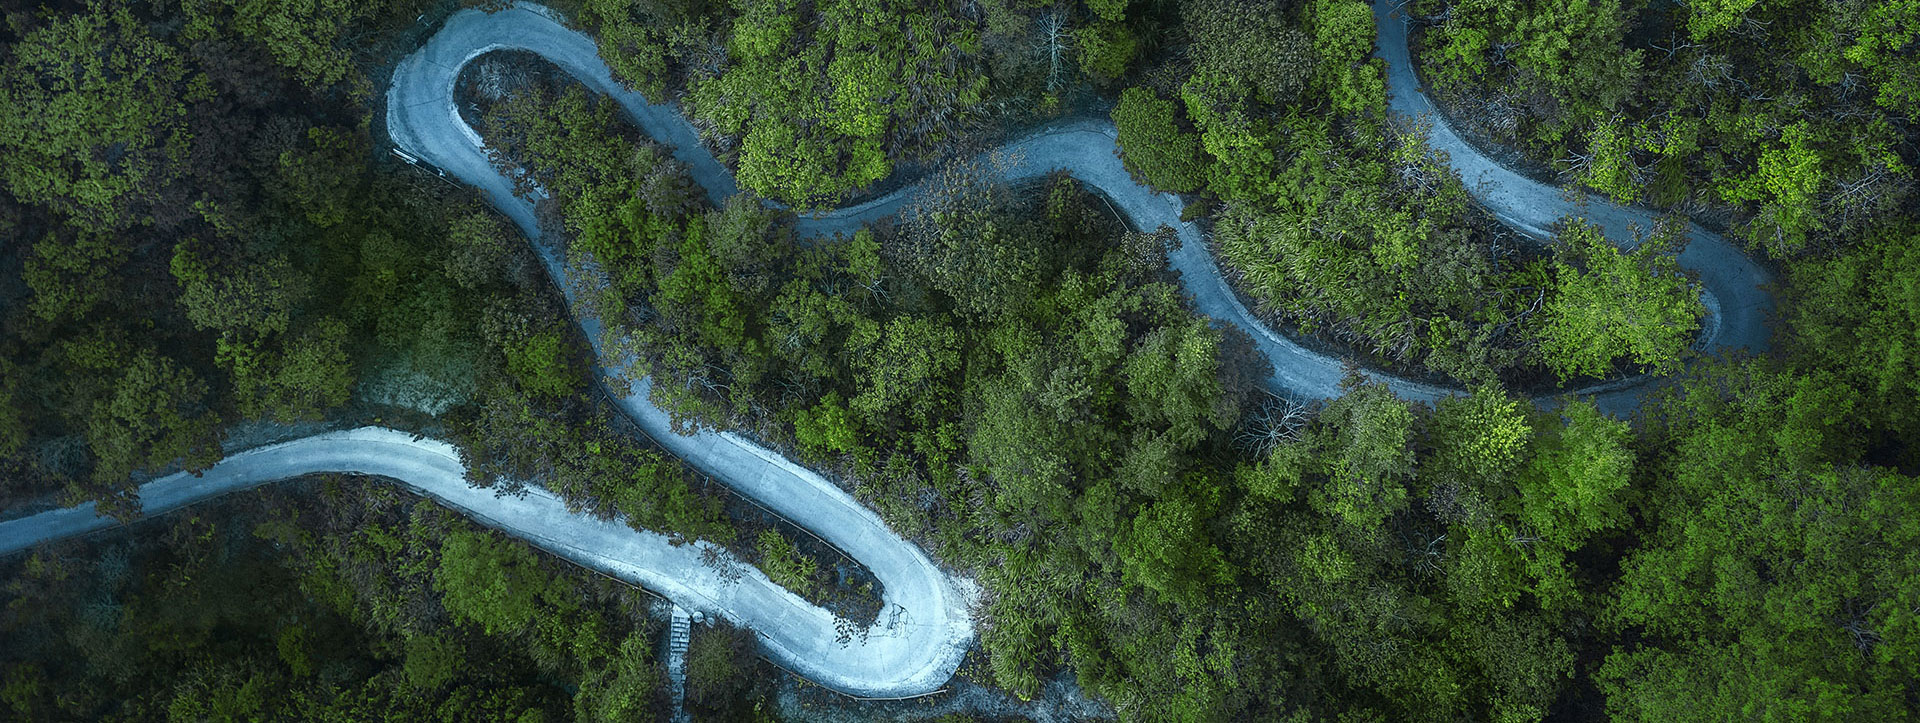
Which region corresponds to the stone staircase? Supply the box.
[667,606,692,723]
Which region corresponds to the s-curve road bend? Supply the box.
[0,426,975,699]
[380,3,1769,417]
[386,4,976,698]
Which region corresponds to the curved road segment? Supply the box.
[1370,0,1773,411]
[2,0,1774,698]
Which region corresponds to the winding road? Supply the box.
[1,0,1774,698]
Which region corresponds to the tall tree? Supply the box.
[181,0,373,89]
[688,0,989,205]
[435,529,554,636]
[1112,86,1207,193]
[85,350,223,510]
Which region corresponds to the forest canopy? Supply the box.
[1,0,1916,721]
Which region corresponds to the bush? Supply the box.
[434,530,550,635]
[1077,21,1138,83]
[1112,87,1207,193]
[685,622,765,719]
[1531,219,1702,380]
[793,391,860,455]
[754,530,818,598]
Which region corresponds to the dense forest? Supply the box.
[2,0,1917,721]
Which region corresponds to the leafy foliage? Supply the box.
[1413,0,1917,256]
[1211,123,1546,385]
[1531,219,1704,381]
[1782,222,1920,440]
[1112,86,1207,192]
[1608,364,1920,720]
[755,529,820,598]
[84,350,224,497]
[685,0,989,205]
[4,2,1918,722]
[181,0,375,89]
[0,477,673,720]
[0,5,189,231]
[436,528,552,635]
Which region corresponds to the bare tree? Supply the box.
[1824,163,1914,236]
[1685,54,1735,91]
[1838,600,1883,652]
[1650,30,1702,59]
[1235,392,1312,457]
[1035,11,1072,92]
[472,55,533,101]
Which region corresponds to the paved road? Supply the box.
[381,3,1772,410]
[0,426,975,698]
[2,0,1775,700]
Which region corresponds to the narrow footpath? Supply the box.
[667,606,692,723]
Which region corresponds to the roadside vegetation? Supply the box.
[0,475,718,719]
[1,0,1916,722]
[1409,0,1915,255]
[1108,0,1709,388]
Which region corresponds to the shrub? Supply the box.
[1112,87,1207,193]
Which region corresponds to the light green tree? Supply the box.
[794,392,861,455]
[1718,121,1826,255]
[1533,219,1702,381]
[86,350,224,494]
[1580,117,1640,204]
[1306,379,1415,529]
[573,633,663,722]
[1076,21,1138,83]
[1685,0,1760,40]
[225,318,356,422]
[1426,386,1533,488]
[1604,366,1920,720]
[22,231,128,322]
[849,315,960,418]
[755,530,819,597]
[1122,318,1233,447]
[1183,0,1316,104]
[435,530,551,635]
[1115,479,1233,609]
[1516,400,1632,551]
[170,239,305,338]
[183,0,371,88]
[1310,0,1384,117]
[1782,223,1920,435]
